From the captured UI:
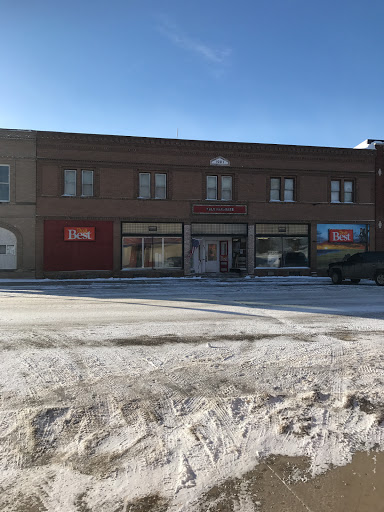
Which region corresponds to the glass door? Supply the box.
[205,241,219,272]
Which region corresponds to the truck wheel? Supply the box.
[351,279,360,284]
[375,272,384,286]
[331,271,342,284]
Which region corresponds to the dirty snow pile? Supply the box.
[0,278,383,511]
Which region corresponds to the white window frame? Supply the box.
[270,178,281,201]
[0,165,10,202]
[221,176,232,201]
[331,180,341,203]
[284,178,295,202]
[207,175,218,200]
[344,180,354,203]
[155,173,167,199]
[139,173,151,199]
[64,169,77,196]
[270,177,295,202]
[81,170,94,197]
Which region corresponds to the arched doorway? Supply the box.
[0,227,17,269]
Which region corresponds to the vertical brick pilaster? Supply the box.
[311,221,318,273]
[184,224,191,275]
[375,145,384,250]
[247,224,255,275]
[113,220,121,274]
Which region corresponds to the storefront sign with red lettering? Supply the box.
[328,229,353,243]
[64,227,96,241]
[193,205,247,214]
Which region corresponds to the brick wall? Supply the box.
[0,129,36,277]
[35,131,377,276]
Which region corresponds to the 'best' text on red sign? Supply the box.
[328,229,353,243]
[64,227,96,241]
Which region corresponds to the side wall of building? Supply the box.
[0,129,36,278]
[375,145,384,251]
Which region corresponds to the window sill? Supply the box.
[255,266,309,269]
[137,197,167,200]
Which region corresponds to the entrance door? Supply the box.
[220,241,229,272]
[205,241,219,272]
[0,228,16,269]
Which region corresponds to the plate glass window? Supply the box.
[331,180,341,202]
[207,176,218,200]
[221,176,232,200]
[344,181,353,202]
[139,173,151,198]
[122,236,182,269]
[284,178,294,201]
[155,173,167,199]
[270,178,281,201]
[64,170,76,196]
[82,170,94,196]
[0,165,10,202]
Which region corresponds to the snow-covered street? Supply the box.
[1,277,384,511]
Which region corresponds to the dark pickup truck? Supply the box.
[328,251,384,286]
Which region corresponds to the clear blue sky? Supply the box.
[2,0,384,148]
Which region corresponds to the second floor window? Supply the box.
[221,176,232,200]
[207,176,217,199]
[64,169,94,197]
[139,173,167,199]
[82,170,94,196]
[206,175,232,200]
[0,165,10,202]
[270,177,295,202]
[344,181,354,202]
[155,173,166,199]
[331,180,354,203]
[64,170,76,196]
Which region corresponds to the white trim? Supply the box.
[0,164,10,202]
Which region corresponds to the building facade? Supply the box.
[33,130,376,279]
[0,129,36,278]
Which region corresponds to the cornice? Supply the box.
[0,130,36,141]
[36,156,375,171]
[36,131,375,161]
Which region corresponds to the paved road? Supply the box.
[0,278,383,512]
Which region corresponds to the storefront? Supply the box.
[121,222,183,270]
[255,224,310,270]
[190,223,248,274]
[44,220,113,272]
[316,224,369,271]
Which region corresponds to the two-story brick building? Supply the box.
[32,130,376,278]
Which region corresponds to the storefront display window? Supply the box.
[255,229,309,268]
[317,224,369,269]
[256,238,283,267]
[122,237,182,269]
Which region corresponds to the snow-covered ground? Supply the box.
[0,276,383,511]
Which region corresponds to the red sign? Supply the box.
[64,227,96,241]
[328,229,353,243]
[193,204,247,214]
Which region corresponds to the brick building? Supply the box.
[32,130,376,279]
[0,129,36,278]
[354,139,384,252]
